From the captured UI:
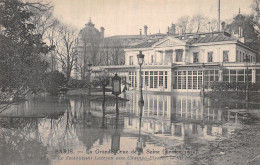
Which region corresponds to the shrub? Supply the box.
[209,81,259,92]
[43,71,66,96]
[67,79,91,88]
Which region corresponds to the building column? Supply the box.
[252,69,256,83]
[157,96,159,117]
[219,69,223,82]
[137,70,140,91]
[162,51,165,64]
[147,95,150,116]
[168,70,172,92]
[171,123,175,136]
[167,96,171,119]
[183,49,186,63]
[172,50,176,62]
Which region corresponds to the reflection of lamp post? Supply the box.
[111,114,120,155]
[87,63,92,95]
[112,73,121,116]
[200,63,205,97]
[137,51,145,105]
[244,55,250,101]
[136,103,144,155]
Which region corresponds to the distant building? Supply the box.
[74,19,170,80]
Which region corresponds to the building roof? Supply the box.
[129,32,241,49]
[105,35,146,40]
[187,33,237,44]
[131,40,158,48]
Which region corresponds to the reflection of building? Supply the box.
[92,29,260,92]
[124,92,243,143]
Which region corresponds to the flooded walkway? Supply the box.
[0,92,259,165]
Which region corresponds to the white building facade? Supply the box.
[92,31,260,93]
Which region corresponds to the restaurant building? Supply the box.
[92,30,260,93]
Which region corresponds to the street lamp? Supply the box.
[87,63,92,95]
[136,51,145,155]
[112,73,121,115]
[244,54,250,101]
[137,51,145,105]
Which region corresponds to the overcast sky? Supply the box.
[51,0,253,37]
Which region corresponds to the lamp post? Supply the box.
[136,51,145,155]
[137,51,145,105]
[112,73,121,116]
[87,63,92,95]
[244,55,250,101]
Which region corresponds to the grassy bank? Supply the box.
[67,88,112,96]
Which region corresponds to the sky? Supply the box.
[51,0,254,37]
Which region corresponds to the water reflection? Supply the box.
[0,92,259,164]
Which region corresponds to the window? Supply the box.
[145,71,149,86]
[159,71,163,86]
[154,71,158,88]
[176,49,183,62]
[129,71,136,87]
[165,72,168,89]
[150,71,153,88]
[223,51,229,62]
[208,52,213,62]
[193,52,199,63]
[129,56,133,65]
[182,71,186,89]
[134,72,137,87]
[193,71,197,89]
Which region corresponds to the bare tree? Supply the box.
[92,71,110,127]
[190,14,208,33]
[177,15,190,34]
[25,1,60,72]
[251,0,260,36]
[55,24,78,81]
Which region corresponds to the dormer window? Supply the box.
[176,49,183,62]
[193,52,199,63]
[208,52,213,62]
[223,51,229,62]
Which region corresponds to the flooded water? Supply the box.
[0,92,260,165]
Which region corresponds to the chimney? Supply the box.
[139,29,142,36]
[221,21,225,31]
[238,26,244,43]
[144,25,148,36]
[238,26,243,37]
[171,23,176,35]
[179,25,183,35]
[100,27,105,38]
[218,0,221,31]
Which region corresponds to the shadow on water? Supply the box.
[0,92,259,164]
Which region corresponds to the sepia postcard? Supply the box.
[0,0,260,164]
